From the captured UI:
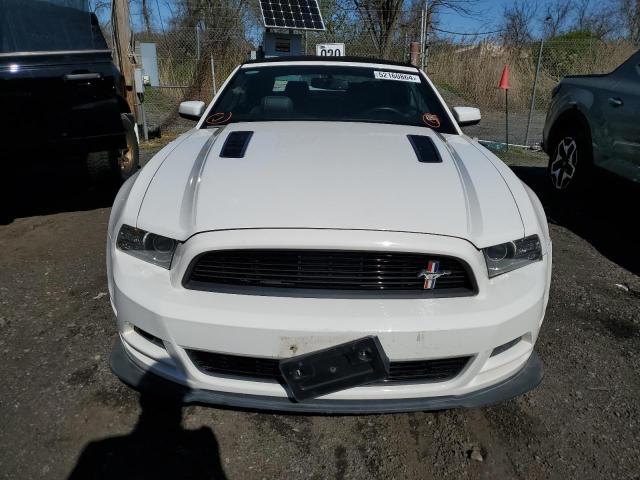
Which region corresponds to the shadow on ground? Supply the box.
[68,372,228,480]
[512,165,640,277]
[0,156,120,224]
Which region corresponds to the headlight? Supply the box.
[483,235,542,278]
[116,224,177,269]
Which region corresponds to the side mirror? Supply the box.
[178,101,206,121]
[452,106,481,127]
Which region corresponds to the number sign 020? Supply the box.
[316,43,345,57]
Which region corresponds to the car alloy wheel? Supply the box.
[550,137,578,190]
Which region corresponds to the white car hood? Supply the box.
[137,122,524,248]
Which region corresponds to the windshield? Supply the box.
[0,0,107,54]
[205,65,456,133]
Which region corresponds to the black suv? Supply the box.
[0,0,139,183]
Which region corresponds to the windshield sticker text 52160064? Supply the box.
[374,71,421,83]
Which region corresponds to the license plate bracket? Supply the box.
[279,336,390,401]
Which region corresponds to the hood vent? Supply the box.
[220,131,253,158]
[407,135,442,163]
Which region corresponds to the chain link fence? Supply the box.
[134,26,252,135]
[426,39,637,146]
[115,7,637,147]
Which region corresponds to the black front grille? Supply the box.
[184,249,475,296]
[186,349,470,384]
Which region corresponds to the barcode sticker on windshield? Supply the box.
[374,71,421,83]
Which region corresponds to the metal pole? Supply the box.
[505,89,509,152]
[423,0,430,72]
[140,98,149,141]
[196,25,201,61]
[524,39,544,146]
[404,32,408,62]
[419,7,425,68]
[210,54,217,96]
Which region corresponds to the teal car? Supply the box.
[542,50,640,193]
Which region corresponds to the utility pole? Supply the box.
[419,6,425,66]
[112,0,137,120]
[420,0,430,72]
[424,0,430,71]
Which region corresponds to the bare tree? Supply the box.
[320,0,355,37]
[423,0,479,28]
[354,0,404,57]
[618,0,640,43]
[88,0,110,12]
[574,0,618,39]
[354,0,478,58]
[574,0,592,29]
[500,0,536,47]
[140,0,153,34]
[543,0,572,38]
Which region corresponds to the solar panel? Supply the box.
[259,0,326,31]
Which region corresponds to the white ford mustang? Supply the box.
[107,57,552,413]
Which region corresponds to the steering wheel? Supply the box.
[363,106,403,116]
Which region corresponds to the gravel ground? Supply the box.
[1,144,639,480]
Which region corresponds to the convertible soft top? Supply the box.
[243,55,416,68]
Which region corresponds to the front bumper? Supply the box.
[110,337,543,413]
[107,228,552,410]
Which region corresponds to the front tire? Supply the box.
[547,124,592,196]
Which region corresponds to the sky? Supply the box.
[437,0,511,34]
[435,0,555,38]
[117,0,613,39]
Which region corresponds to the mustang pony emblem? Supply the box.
[418,261,451,289]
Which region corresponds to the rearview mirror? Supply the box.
[310,77,347,90]
[179,101,206,121]
[452,106,481,127]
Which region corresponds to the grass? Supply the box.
[427,40,636,112]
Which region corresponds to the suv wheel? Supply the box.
[117,114,139,181]
[547,125,592,195]
[86,114,140,185]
